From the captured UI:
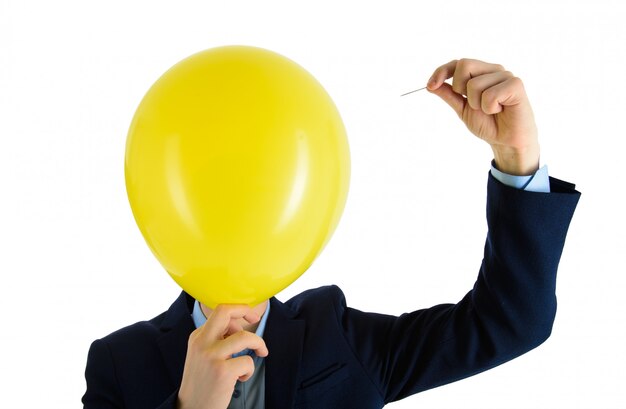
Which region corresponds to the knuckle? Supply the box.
[213,304,237,321]
[482,86,497,101]
[231,329,247,339]
[188,328,199,339]
[466,76,477,90]
[481,89,496,106]
[213,304,227,315]
[456,60,469,75]
[481,94,499,114]
[187,329,201,346]
[510,76,524,88]
[242,354,254,369]
[459,58,478,72]
[457,58,470,68]
[452,81,464,94]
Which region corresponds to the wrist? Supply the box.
[491,144,540,176]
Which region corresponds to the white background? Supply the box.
[1,1,624,408]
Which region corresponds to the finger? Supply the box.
[224,320,246,338]
[226,355,256,382]
[215,331,269,359]
[428,82,465,119]
[202,304,260,341]
[427,58,505,94]
[466,71,514,110]
[452,58,506,96]
[427,59,457,91]
[480,76,526,115]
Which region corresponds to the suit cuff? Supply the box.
[490,160,551,193]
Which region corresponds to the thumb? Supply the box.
[427,82,465,118]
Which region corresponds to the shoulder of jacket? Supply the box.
[283,284,347,318]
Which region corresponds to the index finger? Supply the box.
[202,304,260,341]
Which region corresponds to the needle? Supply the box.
[400,86,427,97]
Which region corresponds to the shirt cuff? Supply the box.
[490,160,550,193]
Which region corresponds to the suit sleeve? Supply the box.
[337,173,581,403]
[82,339,179,409]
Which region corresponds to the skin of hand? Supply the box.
[427,58,540,176]
[177,304,269,409]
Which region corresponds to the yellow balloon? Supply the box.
[125,46,350,308]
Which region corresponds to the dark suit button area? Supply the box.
[232,389,241,399]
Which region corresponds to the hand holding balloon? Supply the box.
[178,304,268,409]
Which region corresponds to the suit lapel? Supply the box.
[264,297,305,408]
[156,291,196,389]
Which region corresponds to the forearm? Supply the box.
[472,174,575,346]
[428,174,579,387]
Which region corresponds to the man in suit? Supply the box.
[82,58,581,409]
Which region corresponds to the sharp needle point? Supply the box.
[400,86,427,97]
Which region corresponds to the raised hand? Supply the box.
[427,58,540,176]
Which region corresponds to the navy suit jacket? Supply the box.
[83,174,580,408]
